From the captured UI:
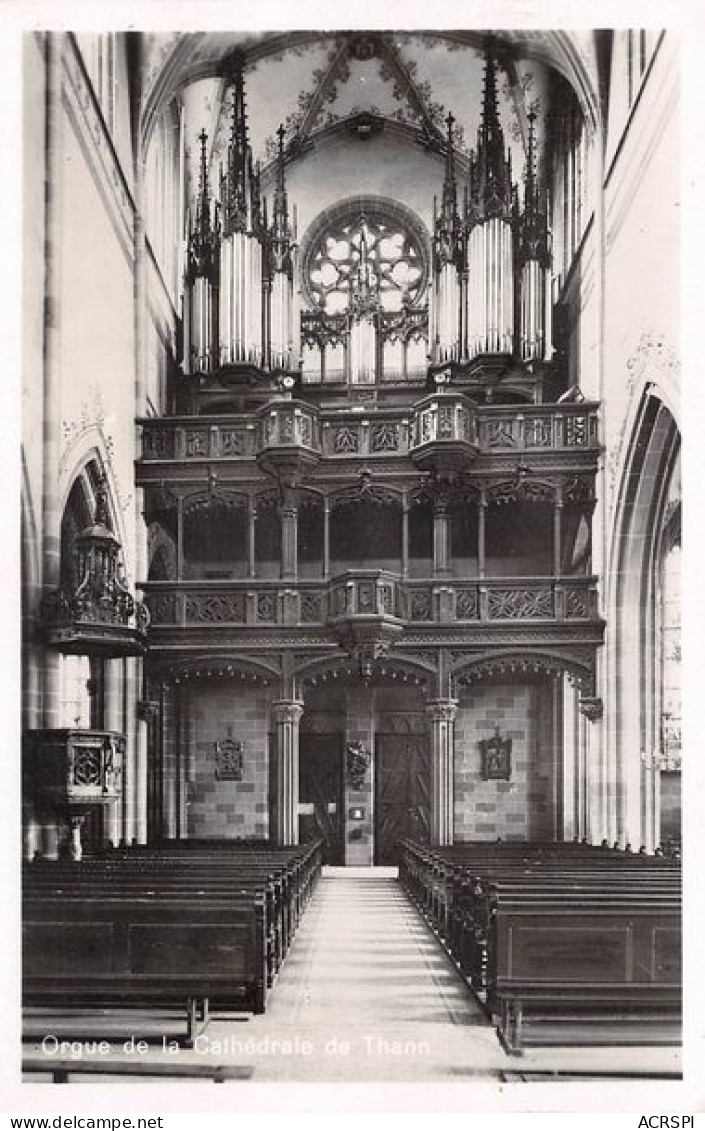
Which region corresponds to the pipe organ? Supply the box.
[182,66,298,377]
[183,45,553,386]
[430,47,553,377]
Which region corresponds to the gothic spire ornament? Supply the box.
[268,124,299,372]
[183,128,218,374]
[465,41,516,360]
[221,62,262,238]
[469,43,514,225]
[218,59,266,367]
[519,108,552,361]
[520,109,550,268]
[429,112,463,367]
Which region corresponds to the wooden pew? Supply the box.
[23,891,268,1045]
[397,838,682,1055]
[487,894,681,1054]
[23,839,323,1046]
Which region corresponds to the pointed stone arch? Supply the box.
[607,388,680,851]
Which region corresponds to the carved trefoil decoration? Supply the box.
[215,737,244,781]
[346,741,371,790]
[479,725,512,781]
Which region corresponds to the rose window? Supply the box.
[302,203,429,315]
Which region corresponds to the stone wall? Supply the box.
[454,682,556,841]
[184,684,271,839]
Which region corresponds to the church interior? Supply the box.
[20,28,683,1084]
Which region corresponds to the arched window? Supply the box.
[302,199,429,315]
[299,198,430,386]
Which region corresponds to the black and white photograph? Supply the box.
[5,1,702,1120]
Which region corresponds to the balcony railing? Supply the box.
[138,403,600,465]
[140,575,600,629]
[410,388,479,474]
[328,570,406,621]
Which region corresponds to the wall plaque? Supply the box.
[215,738,244,781]
[479,726,512,781]
[345,741,370,789]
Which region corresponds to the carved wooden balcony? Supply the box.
[410,387,479,476]
[140,575,603,646]
[403,576,601,625]
[326,570,406,675]
[137,402,599,483]
[255,395,322,485]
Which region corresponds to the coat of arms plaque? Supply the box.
[479,726,512,781]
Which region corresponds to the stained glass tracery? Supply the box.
[303,207,428,315]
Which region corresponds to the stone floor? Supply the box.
[23,869,682,1083]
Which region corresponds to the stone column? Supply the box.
[248,498,257,578]
[272,700,304,845]
[122,657,139,844]
[477,490,487,578]
[162,682,180,840]
[280,492,298,580]
[401,497,410,578]
[41,33,65,736]
[553,490,563,577]
[426,698,458,846]
[433,497,451,577]
[176,495,184,580]
[561,673,579,840]
[104,658,124,846]
[323,497,331,578]
[135,708,149,845]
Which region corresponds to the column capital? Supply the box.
[272,699,304,725]
[425,698,459,723]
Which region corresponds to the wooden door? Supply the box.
[375,734,430,864]
[299,734,344,864]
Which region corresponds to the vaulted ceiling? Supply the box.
[139,30,600,216]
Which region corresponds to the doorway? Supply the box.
[299,733,344,864]
[374,733,430,864]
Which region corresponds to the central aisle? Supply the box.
[201,869,503,1081]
